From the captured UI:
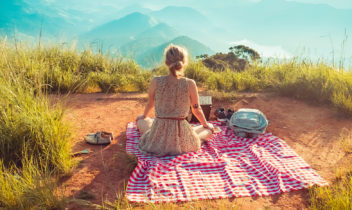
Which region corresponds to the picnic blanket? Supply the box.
[126,121,328,203]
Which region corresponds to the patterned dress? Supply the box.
[138,76,201,156]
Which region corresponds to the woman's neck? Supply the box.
[167,73,181,80]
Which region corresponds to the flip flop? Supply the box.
[85,132,112,145]
[72,149,89,157]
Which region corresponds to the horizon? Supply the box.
[1,0,352,68]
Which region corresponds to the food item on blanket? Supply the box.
[193,124,213,140]
[193,123,221,140]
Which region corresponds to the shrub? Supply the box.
[0,70,73,173]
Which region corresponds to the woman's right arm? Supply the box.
[188,79,212,130]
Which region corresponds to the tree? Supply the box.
[196,54,208,59]
[229,45,260,62]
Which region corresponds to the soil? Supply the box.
[57,92,352,209]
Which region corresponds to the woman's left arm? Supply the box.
[137,77,157,120]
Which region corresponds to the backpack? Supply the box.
[228,108,268,138]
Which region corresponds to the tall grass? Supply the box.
[186,60,352,116]
[0,62,73,173]
[310,167,352,210]
[0,159,66,210]
[0,40,74,208]
[0,39,152,94]
[309,130,352,209]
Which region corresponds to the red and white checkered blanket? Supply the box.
[126,121,328,203]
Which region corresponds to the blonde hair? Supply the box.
[164,44,188,78]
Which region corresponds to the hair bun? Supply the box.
[175,61,183,70]
[164,44,188,78]
[170,61,183,71]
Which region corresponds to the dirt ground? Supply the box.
[58,92,352,209]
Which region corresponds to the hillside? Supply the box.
[120,23,180,58]
[62,92,352,209]
[150,6,210,29]
[79,12,158,49]
[136,36,214,68]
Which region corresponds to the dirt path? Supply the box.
[59,92,352,209]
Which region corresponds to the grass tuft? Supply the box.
[310,167,352,210]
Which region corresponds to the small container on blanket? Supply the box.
[229,108,268,138]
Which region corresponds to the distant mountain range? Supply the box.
[1,0,352,67]
[80,12,158,48]
[136,36,214,68]
[79,12,214,68]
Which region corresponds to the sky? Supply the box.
[9,0,352,66]
[288,0,352,9]
[38,0,352,10]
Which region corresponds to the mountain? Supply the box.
[116,4,153,19]
[79,12,158,50]
[150,6,209,29]
[149,6,229,52]
[136,36,214,68]
[120,23,180,58]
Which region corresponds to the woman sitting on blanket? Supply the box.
[136,44,215,157]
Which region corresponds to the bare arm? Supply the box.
[188,79,209,127]
[137,77,157,120]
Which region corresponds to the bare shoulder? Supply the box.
[151,76,161,84]
[152,75,162,80]
[149,76,159,90]
[186,78,196,87]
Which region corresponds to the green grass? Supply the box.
[310,167,352,210]
[0,159,67,210]
[309,129,352,210]
[186,60,352,116]
[0,40,74,208]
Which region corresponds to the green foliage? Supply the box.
[0,160,67,210]
[201,52,249,72]
[310,167,352,210]
[0,67,73,173]
[185,59,352,116]
[0,40,73,208]
[229,45,261,62]
[0,41,151,94]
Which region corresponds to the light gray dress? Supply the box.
[138,76,201,156]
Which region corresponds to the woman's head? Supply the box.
[164,44,188,78]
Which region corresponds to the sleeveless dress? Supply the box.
[138,76,201,156]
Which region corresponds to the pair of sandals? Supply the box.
[85,131,114,145]
[214,108,234,122]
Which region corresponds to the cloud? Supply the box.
[230,39,292,59]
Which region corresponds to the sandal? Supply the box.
[85,131,113,145]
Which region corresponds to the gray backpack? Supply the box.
[228,108,268,138]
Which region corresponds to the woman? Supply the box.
[136,44,214,157]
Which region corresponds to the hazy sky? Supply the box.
[288,0,352,9]
[39,0,352,10]
[17,0,352,63]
